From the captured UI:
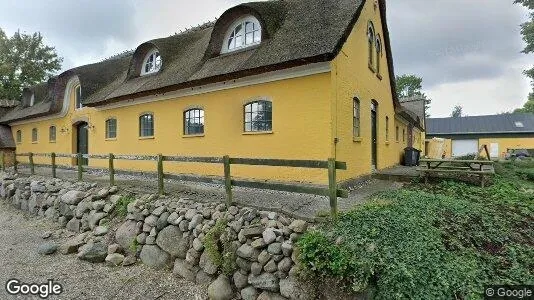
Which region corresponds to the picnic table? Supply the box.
[417,158,495,187]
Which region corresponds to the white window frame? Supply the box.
[222,16,262,54]
[141,49,162,76]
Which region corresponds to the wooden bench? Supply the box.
[418,158,495,187]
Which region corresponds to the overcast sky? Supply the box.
[1,0,532,117]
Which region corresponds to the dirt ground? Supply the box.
[0,201,207,300]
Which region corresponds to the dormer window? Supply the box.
[223,16,262,53]
[141,49,162,76]
[29,94,35,106]
[515,121,524,128]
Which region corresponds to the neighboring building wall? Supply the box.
[333,0,399,182]
[11,73,333,184]
[427,136,534,159]
[393,117,410,163]
[0,149,15,167]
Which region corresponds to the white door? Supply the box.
[452,139,478,157]
[490,143,499,158]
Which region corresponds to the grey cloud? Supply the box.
[388,0,527,87]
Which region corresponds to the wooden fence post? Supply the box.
[29,152,35,175]
[157,154,164,195]
[1,151,4,172]
[328,158,338,219]
[13,152,17,173]
[109,153,115,186]
[223,155,233,206]
[77,153,83,181]
[51,152,56,178]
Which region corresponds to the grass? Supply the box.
[115,195,135,218]
[298,160,534,300]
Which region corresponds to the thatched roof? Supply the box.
[0,125,15,149]
[1,0,400,125]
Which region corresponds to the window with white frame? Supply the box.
[141,49,162,76]
[32,128,38,143]
[184,109,205,135]
[49,126,56,142]
[106,118,117,139]
[244,100,272,132]
[223,16,262,53]
[367,22,375,69]
[75,85,82,109]
[139,113,154,137]
[375,35,382,75]
[353,98,361,137]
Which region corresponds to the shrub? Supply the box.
[115,195,135,218]
[298,164,534,299]
[204,218,237,276]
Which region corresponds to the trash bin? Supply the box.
[404,147,421,166]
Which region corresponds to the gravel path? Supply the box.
[0,201,206,300]
[13,165,402,220]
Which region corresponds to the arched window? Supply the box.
[367,22,375,71]
[32,128,38,143]
[49,126,56,142]
[16,130,21,144]
[353,98,360,137]
[244,100,272,132]
[385,116,389,141]
[106,118,117,139]
[141,49,162,76]
[139,113,154,137]
[75,85,82,109]
[376,35,382,76]
[184,109,205,135]
[224,16,262,53]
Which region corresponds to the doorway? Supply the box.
[76,122,89,166]
[371,101,378,169]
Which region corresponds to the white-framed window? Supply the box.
[49,126,56,142]
[184,108,205,135]
[32,128,38,143]
[367,21,375,70]
[30,94,35,106]
[244,100,272,132]
[141,49,162,76]
[139,113,154,137]
[353,98,361,137]
[223,16,262,53]
[75,85,82,109]
[106,118,117,139]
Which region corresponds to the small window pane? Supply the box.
[235,24,244,36]
[244,100,272,132]
[139,114,154,137]
[246,33,254,45]
[184,109,205,135]
[49,126,56,142]
[235,35,243,48]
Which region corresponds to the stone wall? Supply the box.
[0,173,318,300]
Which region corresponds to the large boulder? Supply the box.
[37,243,58,255]
[30,181,46,193]
[248,273,280,292]
[66,218,81,233]
[61,190,86,205]
[207,275,233,300]
[59,233,88,254]
[115,220,139,253]
[156,225,189,259]
[280,277,315,300]
[77,242,107,263]
[140,245,171,269]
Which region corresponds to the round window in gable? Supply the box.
[223,16,262,53]
[141,49,162,76]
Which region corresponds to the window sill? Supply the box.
[139,136,155,140]
[353,137,363,143]
[32,142,38,144]
[243,131,273,135]
[182,134,205,138]
[49,141,56,143]
[385,141,390,145]
[105,138,117,141]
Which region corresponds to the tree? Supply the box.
[514,0,534,113]
[0,28,62,100]
[395,74,431,117]
[451,105,463,118]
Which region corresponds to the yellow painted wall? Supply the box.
[12,74,333,184]
[332,0,400,181]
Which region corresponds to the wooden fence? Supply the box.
[6,152,348,217]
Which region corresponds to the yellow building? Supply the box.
[426,114,534,159]
[1,0,424,184]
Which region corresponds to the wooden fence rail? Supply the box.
[9,152,348,217]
